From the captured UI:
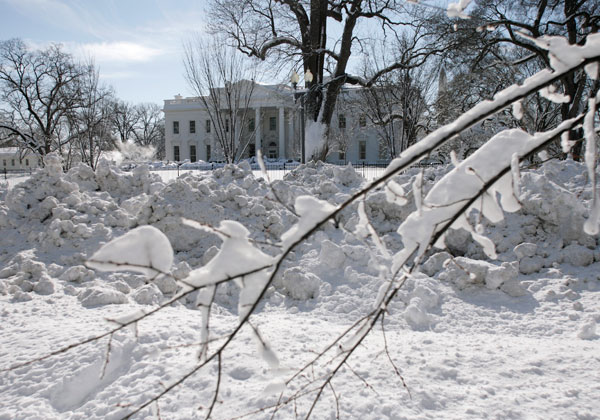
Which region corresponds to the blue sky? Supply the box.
[0,0,209,105]
[0,1,450,106]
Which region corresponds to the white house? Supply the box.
[0,147,41,171]
[162,81,401,164]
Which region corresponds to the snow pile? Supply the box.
[439,257,525,296]
[398,274,442,330]
[282,160,364,198]
[360,165,450,244]
[69,160,165,201]
[1,156,598,318]
[1,153,600,420]
[0,155,168,307]
[1,159,372,311]
[520,171,592,245]
[275,266,321,300]
[137,162,294,259]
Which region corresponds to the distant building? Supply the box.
[162,81,398,164]
[0,148,41,171]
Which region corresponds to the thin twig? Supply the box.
[100,333,114,380]
[204,353,222,420]
[380,312,411,399]
[343,361,379,396]
[155,400,161,420]
[328,381,340,420]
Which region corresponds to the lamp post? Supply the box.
[291,69,313,164]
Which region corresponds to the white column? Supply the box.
[234,113,240,160]
[278,107,285,159]
[287,108,294,160]
[255,107,261,154]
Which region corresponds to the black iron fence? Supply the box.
[145,161,442,182]
[2,167,35,180]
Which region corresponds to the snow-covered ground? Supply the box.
[0,173,31,189]
[1,155,599,420]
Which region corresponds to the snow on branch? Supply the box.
[182,219,274,320]
[382,34,600,179]
[392,118,587,274]
[253,37,302,60]
[375,111,404,125]
[447,0,472,19]
[86,226,173,278]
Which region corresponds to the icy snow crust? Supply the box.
[1,156,599,419]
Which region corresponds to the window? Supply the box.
[338,114,346,129]
[268,141,277,159]
[190,145,197,162]
[25,159,29,166]
[173,145,180,161]
[338,151,345,161]
[225,119,230,133]
[173,121,179,134]
[359,141,366,160]
[249,143,256,157]
[11,159,15,166]
[206,144,211,161]
[189,120,196,134]
[359,115,366,127]
[248,118,255,131]
[269,116,276,131]
[2,159,6,167]
[206,119,211,133]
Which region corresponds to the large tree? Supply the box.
[133,103,165,159]
[110,100,139,145]
[452,0,600,159]
[183,36,258,164]
[358,38,433,159]
[0,39,87,161]
[208,0,449,159]
[67,65,115,170]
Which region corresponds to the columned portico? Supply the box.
[164,81,327,163]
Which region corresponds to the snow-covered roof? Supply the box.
[163,80,295,110]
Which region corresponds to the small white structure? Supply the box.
[163,81,400,164]
[0,148,41,171]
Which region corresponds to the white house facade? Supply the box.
[162,82,400,164]
[0,147,41,171]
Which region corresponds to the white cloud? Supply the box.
[99,70,138,80]
[78,41,164,63]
